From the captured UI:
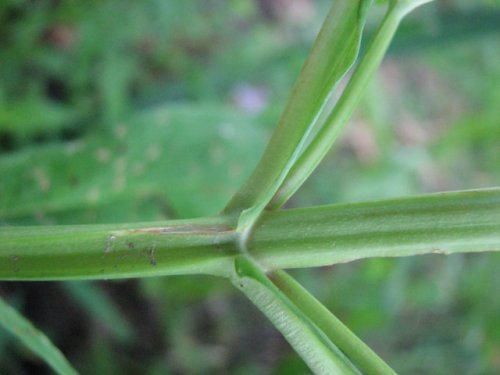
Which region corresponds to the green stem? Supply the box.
[252,188,500,270]
[0,216,237,280]
[1,188,497,280]
[271,270,396,375]
[232,256,361,375]
[269,0,435,209]
[223,0,372,232]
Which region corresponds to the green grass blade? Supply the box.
[271,270,396,375]
[0,216,237,280]
[62,282,134,342]
[231,256,361,375]
[0,296,79,375]
[224,0,373,228]
[251,188,500,269]
[269,0,436,209]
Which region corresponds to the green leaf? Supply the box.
[62,282,134,342]
[0,103,264,223]
[251,188,500,270]
[231,256,361,375]
[224,0,373,226]
[0,296,79,375]
[392,0,436,16]
[0,98,81,138]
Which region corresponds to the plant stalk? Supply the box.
[271,270,397,375]
[253,189,500,270]
[269,0,436,209]
[0,216,237,280]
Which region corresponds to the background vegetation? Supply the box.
[0,0,499,373]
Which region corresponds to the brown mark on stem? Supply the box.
[121,225,234,236]
[147,245,157,266]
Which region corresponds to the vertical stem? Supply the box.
[223,0,371,233]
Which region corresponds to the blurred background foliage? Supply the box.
[0,0,499,374]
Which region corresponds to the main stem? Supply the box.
[0,216,238,280]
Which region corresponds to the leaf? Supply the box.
[0,98,81,138]
[0,103,265,223]
[0,296,79,375]
[62,282,134,342]
[231,256,361,375]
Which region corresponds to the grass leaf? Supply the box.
[62,282,134,342]
[0,296,79,375]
